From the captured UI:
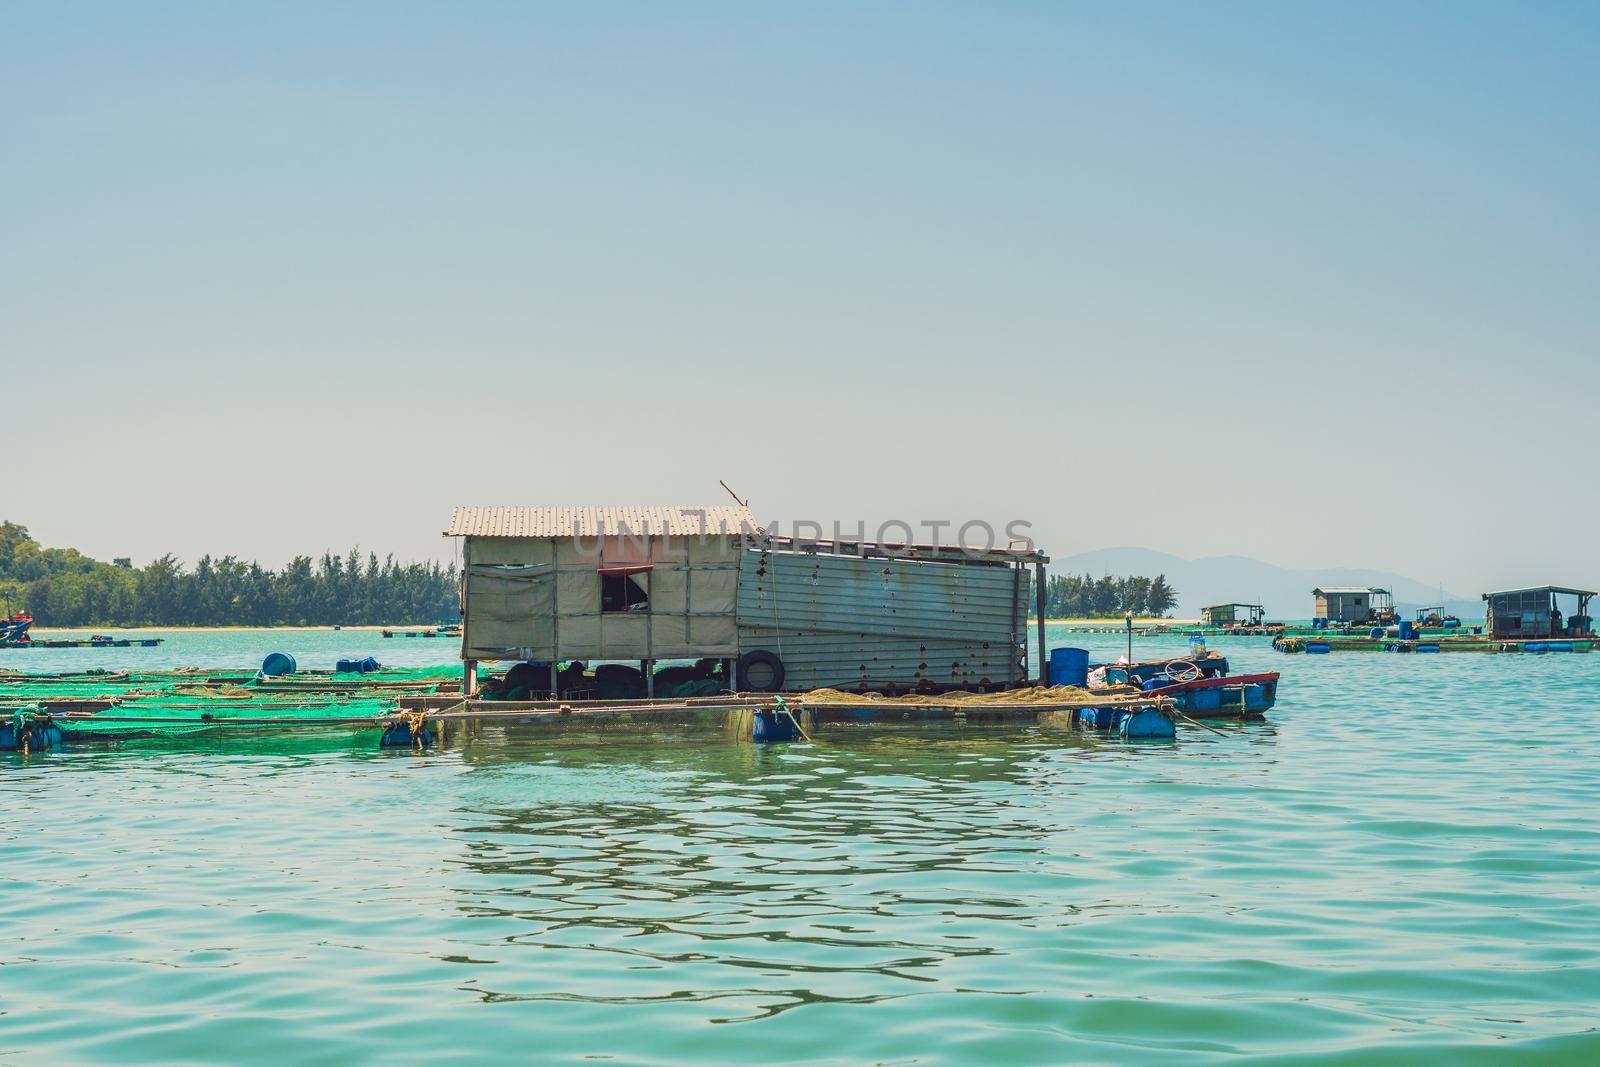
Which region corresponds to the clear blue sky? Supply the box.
[4,2,1597,594]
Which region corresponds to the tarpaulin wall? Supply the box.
[462,535,740,662]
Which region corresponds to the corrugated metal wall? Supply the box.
[736,546,1026,691]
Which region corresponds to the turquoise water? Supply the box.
[4,628,1599,1064]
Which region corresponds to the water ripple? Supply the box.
[4,631,1600,1063]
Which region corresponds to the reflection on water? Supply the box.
[4,632,1600,1065]
[449,730,1089,1020]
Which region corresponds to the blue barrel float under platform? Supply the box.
[1076,704,1176,739]
[1,707,66,752]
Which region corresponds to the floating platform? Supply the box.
[1274,626,1482,638]
[2,662,1278,752]
[2,637,163,649]
[1273,635,1593,654]
[6,691,1197,750]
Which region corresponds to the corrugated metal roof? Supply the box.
[1482,586,1596,598]
[765,534,1044,563]
[445,505,757,539]
[1312,586,1387,595]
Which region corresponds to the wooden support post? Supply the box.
[1008,565,1021,688]
[549,537,560,698]
[644,568,655,698]
[1034,559,1048,685]
[459,538,473,697]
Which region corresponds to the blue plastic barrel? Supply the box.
[752,709,799,742]
[1079,706,1118,730]
[0,721,65,751]
[1369,627,1384,639]
[1398,621,1417,640]
[1118,707,1177,739]
[1049,647,1090,687]
[261,651,297,677]
[380,720,434,748]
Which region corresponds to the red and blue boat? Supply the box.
[1,610,33,648]
[1089,653,1279,718]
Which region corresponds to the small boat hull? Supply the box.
[1154,672,1279,719]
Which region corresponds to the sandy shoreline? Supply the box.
[1048,617,1195,626]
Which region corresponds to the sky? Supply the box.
[4,1,1597,594]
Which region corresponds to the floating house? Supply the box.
[446,505,1048,695]
[1200,603,1264,628]
[1313,586,1393,625]
[1481,586,1595,640]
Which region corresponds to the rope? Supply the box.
[383,708,432,750]
[1170,707,1229,736]
[8,706,57,755]
[772,695,812,743]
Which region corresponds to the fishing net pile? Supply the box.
[801,684,1148,706]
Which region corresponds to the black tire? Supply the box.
[737,650,786,693]
[594,663,646,699]
[504,661,546,696]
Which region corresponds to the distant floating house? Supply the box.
[1481,586,1595,640]
[1312,586,1394,625]
[1200,603,1264,628]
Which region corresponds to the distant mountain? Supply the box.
[1052,547,1481,621]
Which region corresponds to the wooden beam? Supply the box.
[1034,560,1048,685]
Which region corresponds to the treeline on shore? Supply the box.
[0,521,459,627]
[2,519,1172,627]
[1042,572,1177,618]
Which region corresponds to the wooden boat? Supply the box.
[1090,652,1231,686]
[1085,653,1277,718]
[0,610,33,648]
[381,623,462,639]
[4,624,163,649]
[1148,671,1279,717]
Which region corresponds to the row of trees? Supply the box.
[1040,572,1177,618]
[2,520,1175,627]
[0,521,458,627]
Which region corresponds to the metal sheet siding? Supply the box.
[736,547,1025,690]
